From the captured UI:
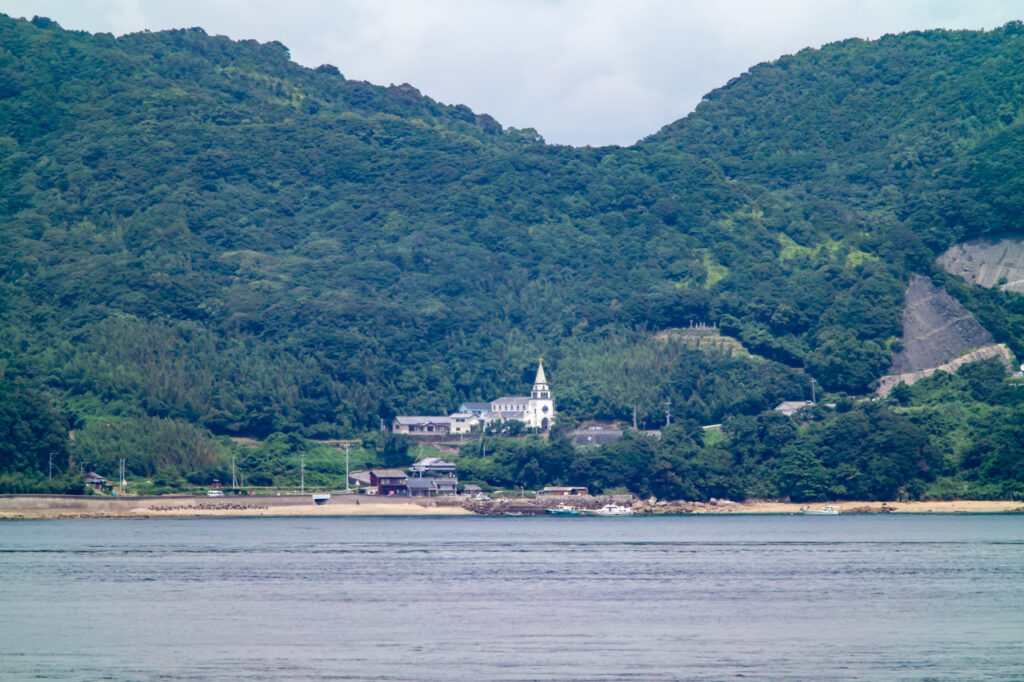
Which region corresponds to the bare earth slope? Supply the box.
[937,237,1024,292]
[876,275,1012,396]
[889,275,994,374]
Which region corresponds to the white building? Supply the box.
[486,359,554,430]
[393,359,555,435]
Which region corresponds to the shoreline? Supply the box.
[686,499,1024,515]
[0,494,1021,519]
[0,493,474,520]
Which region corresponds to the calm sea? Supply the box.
[1,514,1022,681]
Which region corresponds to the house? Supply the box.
[774,400,813,417]
[462,484,484,496]
[569,425,624,446]
[84,472,107,492]
[409,457,456,475]
[433,478,458,495]
[407,477,438,497]
[392,416,452,435]
[448,413,482,435]
[540,486,588,496]
[407,476,459,497]
[368,469,409,496]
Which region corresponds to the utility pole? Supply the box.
[345,443,350,492]
[48,451,53,480]
[633,405,638,430]
[810,379,817,404]
[119,458,126,495]
[664,399,672,427]
[231,454,238,488]
[300,452,305,494]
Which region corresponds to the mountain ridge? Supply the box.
[3,14,1024,499]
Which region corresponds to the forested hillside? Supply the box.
[3,14,1024,497]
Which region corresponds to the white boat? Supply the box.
[312,493,331,505]
[801,505,840,515]
[547,504,580,516]
[581,503,635,517]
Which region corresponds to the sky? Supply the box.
[1,1,1022,147]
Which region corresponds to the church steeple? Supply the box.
[532,358,549,399]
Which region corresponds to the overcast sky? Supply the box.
[1,1,1022,146]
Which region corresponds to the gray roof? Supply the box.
[571,428,623,446]
[394,416,452,425]
[459,402,492,411]
[370,469,408,479]
[774,401,812,416]
[492,396,530,404]
[407,478,437,491]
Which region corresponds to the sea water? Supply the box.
[1,514,1022,681]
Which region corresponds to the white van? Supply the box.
[206,490,225,498]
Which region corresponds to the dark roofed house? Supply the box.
[407,475,459,497]
[84,472,107,492]
[369,469,409,496]
[407,477,437,497]
[462,484,483,496]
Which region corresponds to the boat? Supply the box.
[581,503,635,517]
[547,503,580,516]
[312,493,331,505]
[801,505,840,515]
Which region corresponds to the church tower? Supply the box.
[526,359,555,430]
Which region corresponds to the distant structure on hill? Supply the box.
[393,359,555,436]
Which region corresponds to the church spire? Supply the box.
[532,358,549,399]
[534,358,547,386]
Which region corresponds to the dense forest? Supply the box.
[2,14,1024,498]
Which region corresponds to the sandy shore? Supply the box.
[1,495,1021,519]
[0,493,475,519]
[691,499,1024,514]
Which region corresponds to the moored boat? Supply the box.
[581,503,635,517]
[547,503,580,516]
[801,505,840,515]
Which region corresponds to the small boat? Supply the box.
[589,499,634,516]
[547,503,580,516]
[801,505,840,515]
[312,493,331,505]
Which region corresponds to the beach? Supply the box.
[0,494,1020,519]
[0,493,474,519]
[690,499,1024,514]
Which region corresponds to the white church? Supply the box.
[392,360,555,436]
